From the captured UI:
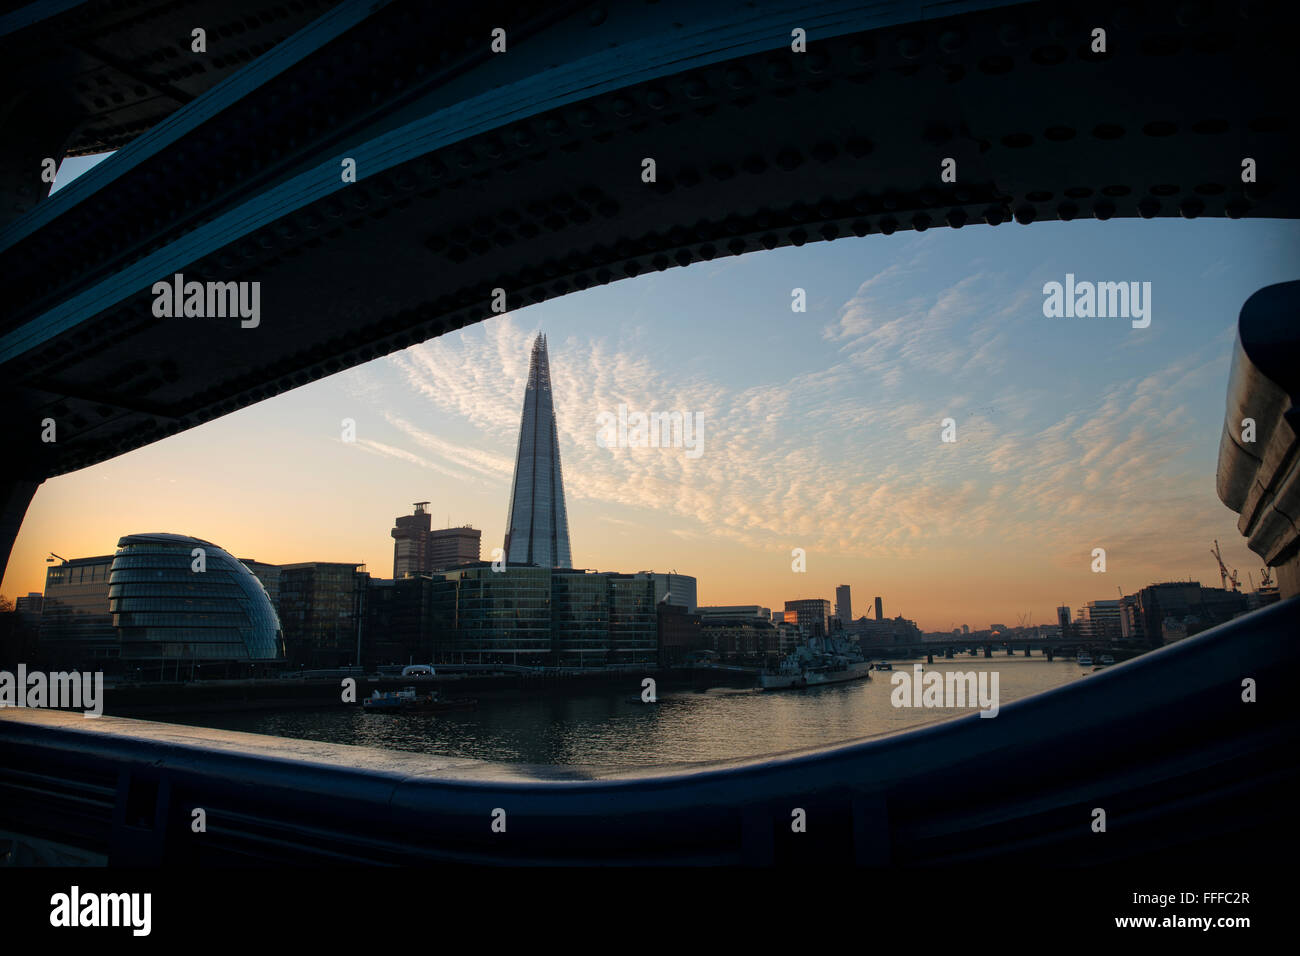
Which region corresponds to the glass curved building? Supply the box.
[108,533,285,667]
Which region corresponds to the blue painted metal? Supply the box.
[3,0,1296,496]
[1,0,1031,363]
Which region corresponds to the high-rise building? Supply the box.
[392,501,433,578]
[835,585,852,625]
[391,502,481,578]
[784,598,831,638]
[1076,599,1121,642]
[874,596,883,621]
[428,526,481,570]
[504,333,572,568]
[279,562,370,668]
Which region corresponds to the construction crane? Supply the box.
[1210,539,1241,592]
[1259,567,1275,589]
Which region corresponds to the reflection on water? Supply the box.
[163,659,1091,769]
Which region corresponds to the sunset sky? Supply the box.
[7,156,1298,630]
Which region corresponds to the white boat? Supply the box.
[1077,653,1094,666]
[363,687,417,711]
[1099,655,1115,665]
[363,686,476,712]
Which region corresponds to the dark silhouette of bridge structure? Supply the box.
[3,0,1298,573]
[1,0,1297,867]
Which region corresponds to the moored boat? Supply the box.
[363,686,477,712]
[759,636,873,690]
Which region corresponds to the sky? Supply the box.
[6,154,1298,631]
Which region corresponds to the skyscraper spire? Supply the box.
[504,333,572,568]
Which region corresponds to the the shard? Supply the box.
[504,333,573,568]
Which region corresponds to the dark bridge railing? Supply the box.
[2,596,1296,865]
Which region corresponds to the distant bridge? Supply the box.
[868,639,1147,659]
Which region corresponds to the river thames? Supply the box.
[159,657,1095,769]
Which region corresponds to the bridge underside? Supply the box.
[0,0,349,224]
[1,0,1298,578]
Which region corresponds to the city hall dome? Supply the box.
[108,533,284,662]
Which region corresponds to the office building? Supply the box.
[835,585,852,626]
[363,574,457,667]
[699,605,770,623]
[774,620,803,654]
[392,504,434,580]
[279,562,370,668]
[649,572,698,612]
[844,614,922,645]
[504,333,573,568]
[874,596,883,621]
[240,559,281,609]
[1134,582,1246,647]
[14,592,42,617]
[429,526,481,570]
[657,601,703,666]
[391,502,481,578]
[1076,599,1121,642]
[784,598,831,638]
[700,616,779,662]
[433,564,658,667]
[38,555,116,668]
[391,501,433,578]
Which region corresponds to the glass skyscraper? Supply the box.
[504,333,573,568]
[425,564,658,667]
